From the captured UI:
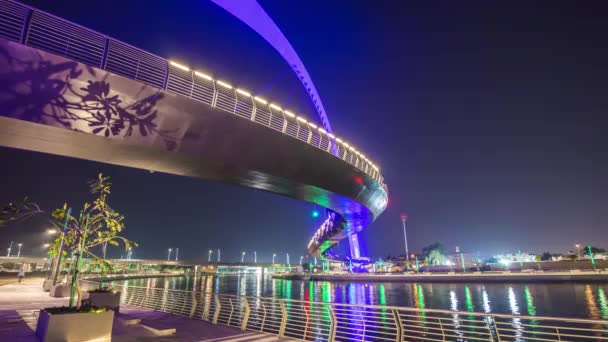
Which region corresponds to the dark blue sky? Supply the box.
[1,0,605,261]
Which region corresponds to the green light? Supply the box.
[525,286,537,316]
[461,253,466,272]
[588,245,596,269]
[311,210,320,218]
[378,284,386,306]
[598,288,608,320]
[465,286,474,312]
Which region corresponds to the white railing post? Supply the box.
[241,297,250,331]
[278,299,287,337]
[328,304,337,342]
[189,291,197,319]
[212,295,221,324]
[260,300,267,332]
[392,308,402,342]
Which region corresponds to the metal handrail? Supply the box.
[82,280,608,341]
[0,0,387,191]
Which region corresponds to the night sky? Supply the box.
[1,1,605,261]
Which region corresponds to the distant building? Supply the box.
[494,253,536,263]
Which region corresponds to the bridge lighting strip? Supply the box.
[254,96,268,104]
[216,80,233,89]
[236,88,251,97]
[169,60,381,174]
[169,61,189,71]
[194,71,213,81]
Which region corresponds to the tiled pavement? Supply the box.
[0,281,296,341]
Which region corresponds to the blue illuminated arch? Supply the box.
[210,0,334,135]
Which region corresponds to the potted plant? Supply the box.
[2,174,136,339]
[36,306,114,342]
[86,287,121,313]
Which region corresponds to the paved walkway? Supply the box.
[0,280,295,341]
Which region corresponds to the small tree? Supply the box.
[583,246,606,255]
[422,243,447,265]
[540,252,552,261]
[2,174,136,309]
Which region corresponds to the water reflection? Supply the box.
[121,274,608,319]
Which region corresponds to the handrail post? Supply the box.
[212,295,221,324]
[189,290,197,319]
[241,297,250,331]
[278,299,287,337]
[392,308,402,342]
[328,304,337,342]
[491,316,501,342]
[260,299,267,332]
[360,310,366,342]
[438,317,445,341]
[20,9,33,44]
[556,327,561,341]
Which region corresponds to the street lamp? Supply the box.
[241,251,246,263]
[7,241,13,257]
[300,256,304,265]
[17,243,22,257]
[217,249,221,262]
[575,244,581,258]
[272,253,277,264]
[208,250,212,262]
[175,248,179,261]
[47,229,58,235]
[254,251,257,264]
[43,243,50,248]
[127,247,132,260]
[401,214,409,262]
[167,248,172,261]
[286,253,290,265]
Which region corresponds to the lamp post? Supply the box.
[17,243,22,257]
[575,244,581,258]
[217,249,221,262]
[167,248,172,261]
[208,250,212,262]
[401,214,409,262]
[300,256,304,265]
[254,251,257,264]
[241,251,246,263]
[7,241,13,257]
[272,253,276,264]
[286,253,290,265]
[175,248,179,261]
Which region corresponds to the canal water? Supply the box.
[118,274,608,319]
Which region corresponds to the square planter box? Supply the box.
[88,292,121,313]
[36,308,114,342]
[49,284,71,298]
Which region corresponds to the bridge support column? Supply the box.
[349,233,361,259]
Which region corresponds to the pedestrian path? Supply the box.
[0,281,297,342]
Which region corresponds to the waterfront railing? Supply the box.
[0,0,386,189]
[83,280,608,341]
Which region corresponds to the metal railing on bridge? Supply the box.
[85,280,608,341]
[0,0,386,190]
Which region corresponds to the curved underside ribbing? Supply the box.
[0,39,387,256]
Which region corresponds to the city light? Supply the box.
[208,250,212,262]
[17,243,22,257]
[46,229,57,235]
[269,103,282,111]
[241,251,246,263]
[167,248,172,261]
[272,253,276,264]
[283,110,295,118]
[43,243,50,248]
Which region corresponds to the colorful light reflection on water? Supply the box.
[120,274,608,319]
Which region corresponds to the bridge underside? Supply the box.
[0,39,386,256]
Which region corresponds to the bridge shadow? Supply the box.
[0,43,178,151]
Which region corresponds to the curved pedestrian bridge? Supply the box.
[0,0,387,256]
